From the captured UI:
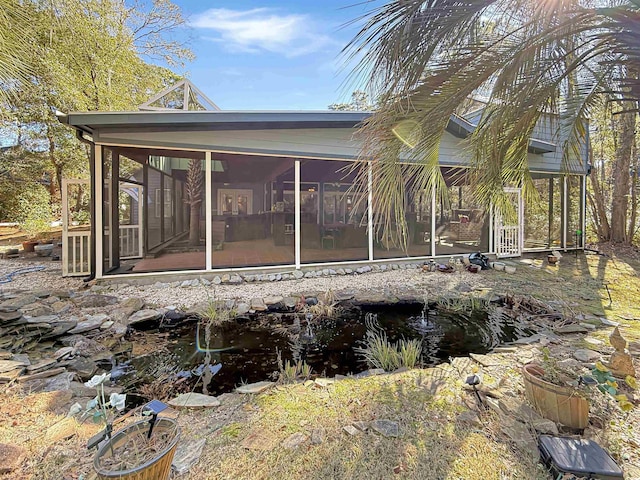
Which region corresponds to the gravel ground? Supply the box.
[0,257,492,308]
[0,258,85,292]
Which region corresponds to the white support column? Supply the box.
[368,162,374,261]
[95,145,103,279]
[295,160,301,269]
[137,185,144,257]
[431,185,436,256]
[563,176,568,251]
[205,152,213,271]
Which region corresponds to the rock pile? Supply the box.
[0,289,159,386]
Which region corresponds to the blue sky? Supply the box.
[169,1,377,110]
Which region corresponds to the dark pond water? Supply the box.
[118,303,532,396]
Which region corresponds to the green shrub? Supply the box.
[0,181,52,237]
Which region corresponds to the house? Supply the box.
[57,81,587,279]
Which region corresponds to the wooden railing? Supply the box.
[119,225,142,259]
[64,230,91,276]
[497,225,520,258]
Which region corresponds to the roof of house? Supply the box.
[57,109,556,154]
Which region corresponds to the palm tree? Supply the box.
[0,0,34,105]
[344,0,640,245]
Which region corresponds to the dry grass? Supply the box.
[1,251,639,479]
[180,370,545,480]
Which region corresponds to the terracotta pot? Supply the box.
[467,264,480,273]
[522,364,589,429]
[22,240,38,253]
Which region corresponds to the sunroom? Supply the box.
[58,94,586,280]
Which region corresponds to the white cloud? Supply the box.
[191,8,338,57]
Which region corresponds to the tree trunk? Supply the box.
[610,111,636,243]
[185,159,202,246]
[189,201,200,245]
[587,147,611,242]
[628,140,639,242]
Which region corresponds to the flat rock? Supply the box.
[0,443,26,474]
[501,415,537,449]
[54,346,75,360]
[263,296,283,306]
[573,349,601,363]
[24,314,59,324]
[531,418,559,435]
[353,421,369,432]
[120,297,145,311]
[0,359,29,373]
[250,298,267,312]
[236,303,250,315]
[51,301,72,314]
[283,297,298,309]
[370,419,399,437]
[236,381,275,394]
[554,324,589,334]
[72,294,118,308]
[469,353,503,367]
[26,358,58,373]
[343,425,361,436]
[456,411,482,428]
[68,314,107,334]
[556,358,581,371]
[168,393,221,409]
[127,309,161,326]
[20,303,54,317]
[0,369,23,382]
[0,295,37,312]
[282,432,308,449]
[16,367,66,382]
[67,357,96,380]
[0,310,23,322]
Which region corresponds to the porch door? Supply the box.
[218,189,252,215]
[495,187,523,258]
[119,182,144,259]
[62,179,91,277]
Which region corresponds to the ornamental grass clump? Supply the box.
[355,313,422,371]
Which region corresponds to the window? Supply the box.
[154,188,172,218]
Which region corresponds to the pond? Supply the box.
[117,301,533,396]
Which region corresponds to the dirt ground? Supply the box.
[1,248,639,479]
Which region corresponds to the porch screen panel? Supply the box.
[102,148,113,272]
[175,180,184,235]
[301,160,368,264]
[566,175,584,248]
[117,181,142,260]
[374,189,432,260]
[147,168,162,249]
[550,177,562,248]
[211,154,295,268]
[524,176,554,249]
[435,170,489,255]
[163,174,174,240]
[119,155,143,183]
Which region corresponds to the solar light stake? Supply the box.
[142,400,168,439]
[465,374,484,409]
